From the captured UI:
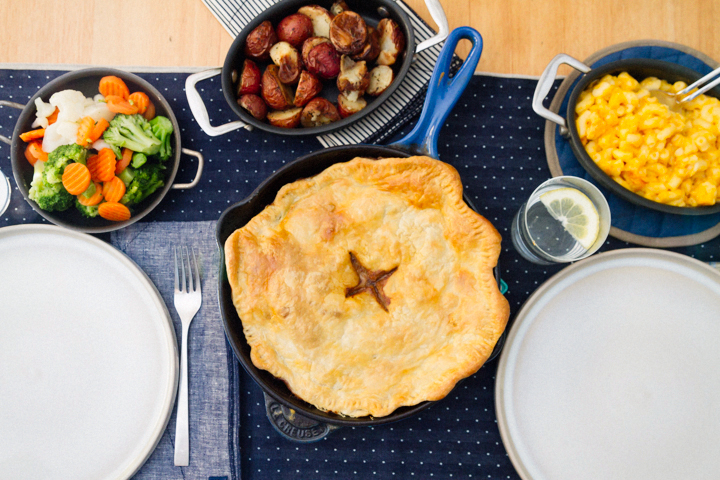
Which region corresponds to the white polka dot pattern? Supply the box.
[2,68,715,480]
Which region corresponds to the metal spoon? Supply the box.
[649,65,720,112]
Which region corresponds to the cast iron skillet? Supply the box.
[2,68,203,233]
[533,55,720,216]
[186,0,415,137]
[216,28,503,442]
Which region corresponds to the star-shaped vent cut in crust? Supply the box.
[344,251,398,312]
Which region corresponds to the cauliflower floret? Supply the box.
[82,101,114,124]
[49,90,88,123]
[31,98,57,128]
[42,120,81,153]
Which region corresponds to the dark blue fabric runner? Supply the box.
[3,68,720,480]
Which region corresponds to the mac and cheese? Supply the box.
[576,72,720,207]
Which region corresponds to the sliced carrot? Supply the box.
[76,116,96,146]
[87,148,116,182]
[99,76,130,100]
[77,117,110,147]
[128,92,150,115]
[115,147,133,174]
[88,118,109,143]
[142,100,156,120]
[106,95,139,115]
[62,162,92,195]
[46,107,59,126]
[103,176,126,203]
[24,140,48,166]
[98,202,131,222]
[24,144,38,166]
[77,182,104,206]
[19,128,45,142]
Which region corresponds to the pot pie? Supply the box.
[224,156,509,417]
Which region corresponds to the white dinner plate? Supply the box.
[0,224,178,480]
[496,248,720,480]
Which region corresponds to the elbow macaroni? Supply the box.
[576,72,720,207]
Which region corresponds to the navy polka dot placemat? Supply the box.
[3,66,720,480]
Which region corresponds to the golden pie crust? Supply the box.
[224,156,509,417]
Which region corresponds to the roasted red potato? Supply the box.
[366,65,394,96]
[330,0,349,16]
[276,13,314,48]
[302,36,331,66]
[352,26,380,62]
[294,71,323,107]
[297,5,333,38]
[329,11,367,55]
[244,20,278,60]
[337,92,367,118]
[238,94,268,120]
[236,59,262,96]
[267,107,303,128]
[305,41,341,80]
[261,64,295,110]
[269,41,303,84]
[337,55,370,96]
[300,97,341,127]
[376,18,405,66]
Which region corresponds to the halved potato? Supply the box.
[269,41,303,84]
[267,107,303,128]
[329,11,367,55]
[298,5,333,38]
[295,71,323,107]
[337,55,370,96]
[261,65,295,110]
[337,92,367,118]
[238,94,268,120]
[367,65,394,96]
[300,98,340,127]
[244,21,278,60]
[376,18,405,66]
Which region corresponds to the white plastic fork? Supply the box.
[173,246,202,466]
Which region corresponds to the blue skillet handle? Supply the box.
[391,27,483,158]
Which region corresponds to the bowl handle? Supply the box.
[171,148,204,189]
[391,27,483,158]
[532,54,591,131]
[0,100,25,145]
[185,69,252,137]
[414,0,450,55]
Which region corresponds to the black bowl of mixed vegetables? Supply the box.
[10,68,184,233]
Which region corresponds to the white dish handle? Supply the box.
[415,0,450,54]
[185,69,253,137]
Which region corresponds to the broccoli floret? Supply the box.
[120,164,165,206]
[131,152,148,169]
[103,114,161,157]
[44,144,87,184]
[149,116,173,161]
[29,162,74,212]
[75,199,99,218]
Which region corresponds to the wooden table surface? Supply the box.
[0,0,717,75]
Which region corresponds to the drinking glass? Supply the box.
[511,176,611,265]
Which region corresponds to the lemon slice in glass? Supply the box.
[539,187,600,250]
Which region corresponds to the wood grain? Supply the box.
[0,0,717,75]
